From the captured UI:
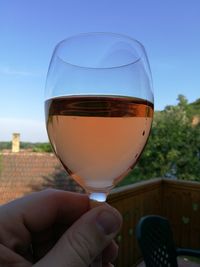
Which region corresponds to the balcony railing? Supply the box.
[107,178,200,267]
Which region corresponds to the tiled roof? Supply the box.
[0,151,83,204]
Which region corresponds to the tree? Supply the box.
[32,143,53,153]
[118,95,200,186]
[177,94,188,108]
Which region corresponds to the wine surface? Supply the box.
[46,96,153,193]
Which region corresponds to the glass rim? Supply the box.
[54,32,147,70]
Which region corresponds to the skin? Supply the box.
[0,189,122,267]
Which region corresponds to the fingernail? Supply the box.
[96,209,121,235]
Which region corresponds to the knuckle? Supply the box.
[40,188,60,202]
[42,188,57,195]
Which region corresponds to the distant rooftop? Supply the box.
[0,151,83,204]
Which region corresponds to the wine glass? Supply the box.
[45,32,154,266]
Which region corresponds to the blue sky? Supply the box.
[0,0,200,142]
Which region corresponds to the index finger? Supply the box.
[3,189,89,232]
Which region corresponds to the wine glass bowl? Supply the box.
[45,32,154,202]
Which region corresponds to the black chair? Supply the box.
[136,215,200,267]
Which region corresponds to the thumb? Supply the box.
[35,204,122,267]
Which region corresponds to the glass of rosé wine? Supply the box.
[45,32,153,267]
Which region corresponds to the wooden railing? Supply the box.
[162,179,200,250]
[107,178,200,267]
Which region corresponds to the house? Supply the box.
[0,135,83,204]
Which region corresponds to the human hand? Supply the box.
[0,189,122,267]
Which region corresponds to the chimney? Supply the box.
[12,133,20,153]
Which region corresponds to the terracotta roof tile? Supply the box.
[0,152,83,204]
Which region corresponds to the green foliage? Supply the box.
[32,143,53,153]
[0,142,12,150]
[177,94,188,108]
[118,95,200,186]
[0,141,53,153]
[188,98,200,119]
